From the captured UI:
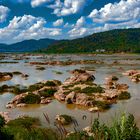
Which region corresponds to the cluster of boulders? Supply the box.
[104,75,129,99]
[0,71,29,83]
[54,69,130,112]
[0,72,13,81]
[6,69,131,112]
[0,112,10,123]
[123,70,140,82]
[29,60,104,66]
[6,80,61,108]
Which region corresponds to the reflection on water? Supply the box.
[0,54,140,130]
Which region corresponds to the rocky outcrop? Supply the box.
[64,69,95,84]
[29,60,104,66]
[40,98,52,104]
[0,72,13,81]
[54,71,130,111]
[123,70,140,82]
[6,80,60,108]
[65,92,76,104]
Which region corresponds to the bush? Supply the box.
[7,116,40,128]
[59,115,73,125]
[81,86,104,95]
[73,87,81,93]
[28,84,43,92]
[0,115,5,128]
[36,67,45,71]
[12,71,22,75]
[67,114,140,140]
[118,91,131,100]
[21,93,41,104]
[5,116,58,140]
[0,85,8,93]
[92,100,111,110]
[12,87,28,94]
[44,81,57,87]
[39,89,57,97]
[112,76,119,81]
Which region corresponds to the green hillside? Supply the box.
[41,28,140,53]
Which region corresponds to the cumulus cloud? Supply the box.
[31,0,53,7]
[0,5,10,23]
[68,0,140,38]
[68,27,88,38]
[31,0,93,16]
[76,16,85,27]
[52,0,93,16]
[53,18,64,26]
[0,15,61,44]
[89,0,140,23]
[68,16,88,38]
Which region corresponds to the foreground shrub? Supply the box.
[0,115,5,128]
[67,114,140,140]
[4,116,58,140]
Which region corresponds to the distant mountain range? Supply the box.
[0,38,57,52]
[0,28,140,53]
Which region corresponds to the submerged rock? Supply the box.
[88,107,100,112]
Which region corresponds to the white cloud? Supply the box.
[0,5,10,23]
[53,18,64,26]
[89,0,140,23]
[68,0,140,39]
[0,15,61,44]
[31,0,53,7]
[34,0,92,16]
[53,0,93,16]
[76,16,85,28]
[68,16,88,38]
[68,27,88,38]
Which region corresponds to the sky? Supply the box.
[0,0,140,44]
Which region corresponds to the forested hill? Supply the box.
[41,28,140,53]
[0,38,56,52]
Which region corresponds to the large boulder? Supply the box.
[65,92,76,104]
[65,69,95,84]
[54,92,66,101]
[75,93,88,106]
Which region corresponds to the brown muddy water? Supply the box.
[0,54,140,130]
